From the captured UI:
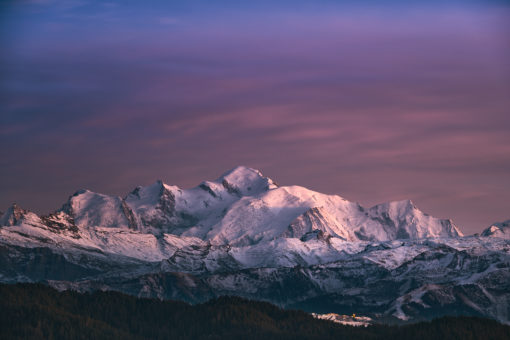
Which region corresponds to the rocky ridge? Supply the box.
[0,166,508,324]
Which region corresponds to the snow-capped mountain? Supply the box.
[481,220,510,238]
[0,166,508,324]
[1,166,462,241]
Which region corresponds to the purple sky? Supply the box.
[1,0,509,234]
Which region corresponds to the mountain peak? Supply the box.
[0,203,26,226]
[73,189,91,196]
[399,199,414,206]
[369,199,416,215]
[481,219,510,238]
[217,166,277,196]
[368,199,462,239]
[0,203,41,226]
[220,166,263,181]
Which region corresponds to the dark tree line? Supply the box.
[1,283,509,340]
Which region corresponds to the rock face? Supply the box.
[481,220,510,239]
[0,204,39,227]
[1,166,508,324]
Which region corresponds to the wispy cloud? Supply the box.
[1,0,509,233]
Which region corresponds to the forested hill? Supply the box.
[1,284,509,340]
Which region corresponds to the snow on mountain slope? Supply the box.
[285,206,351,241]
[63,190,133,229]
[0,215,206,263]
[124,166,277,236]
[205,185,316,246]
[1,166,508,324]
[0,166,464,255]
[367,200,462,240]
[481,220,510,238]
[0,203,42,227]
[204,184,462,246]
[219,166,278,195]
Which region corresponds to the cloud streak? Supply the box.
[1,1,509,234]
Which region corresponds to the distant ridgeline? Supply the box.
[1,166,510,324]
[1,283,509,340]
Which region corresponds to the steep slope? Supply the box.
[367,200,462,240]
[481,220,510,238]
[122,166,278,236]
[204,186,462,246]
[62,190,134,229]
[2,166,461,247]
[0,203,42,227]
[0,166,463,256]
[5,284,510,340]
[4,166,505,324]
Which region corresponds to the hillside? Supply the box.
[1,283,509,340]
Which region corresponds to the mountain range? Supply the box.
[1,166,509,324]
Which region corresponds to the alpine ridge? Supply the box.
[0,166,508,324]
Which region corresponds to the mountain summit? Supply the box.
[2,167,508,325]
[481,219,510,238]
[1,166,462,246]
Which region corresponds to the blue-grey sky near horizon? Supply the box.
[1,0,509,234]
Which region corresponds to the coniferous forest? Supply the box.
[1,283,509,340]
